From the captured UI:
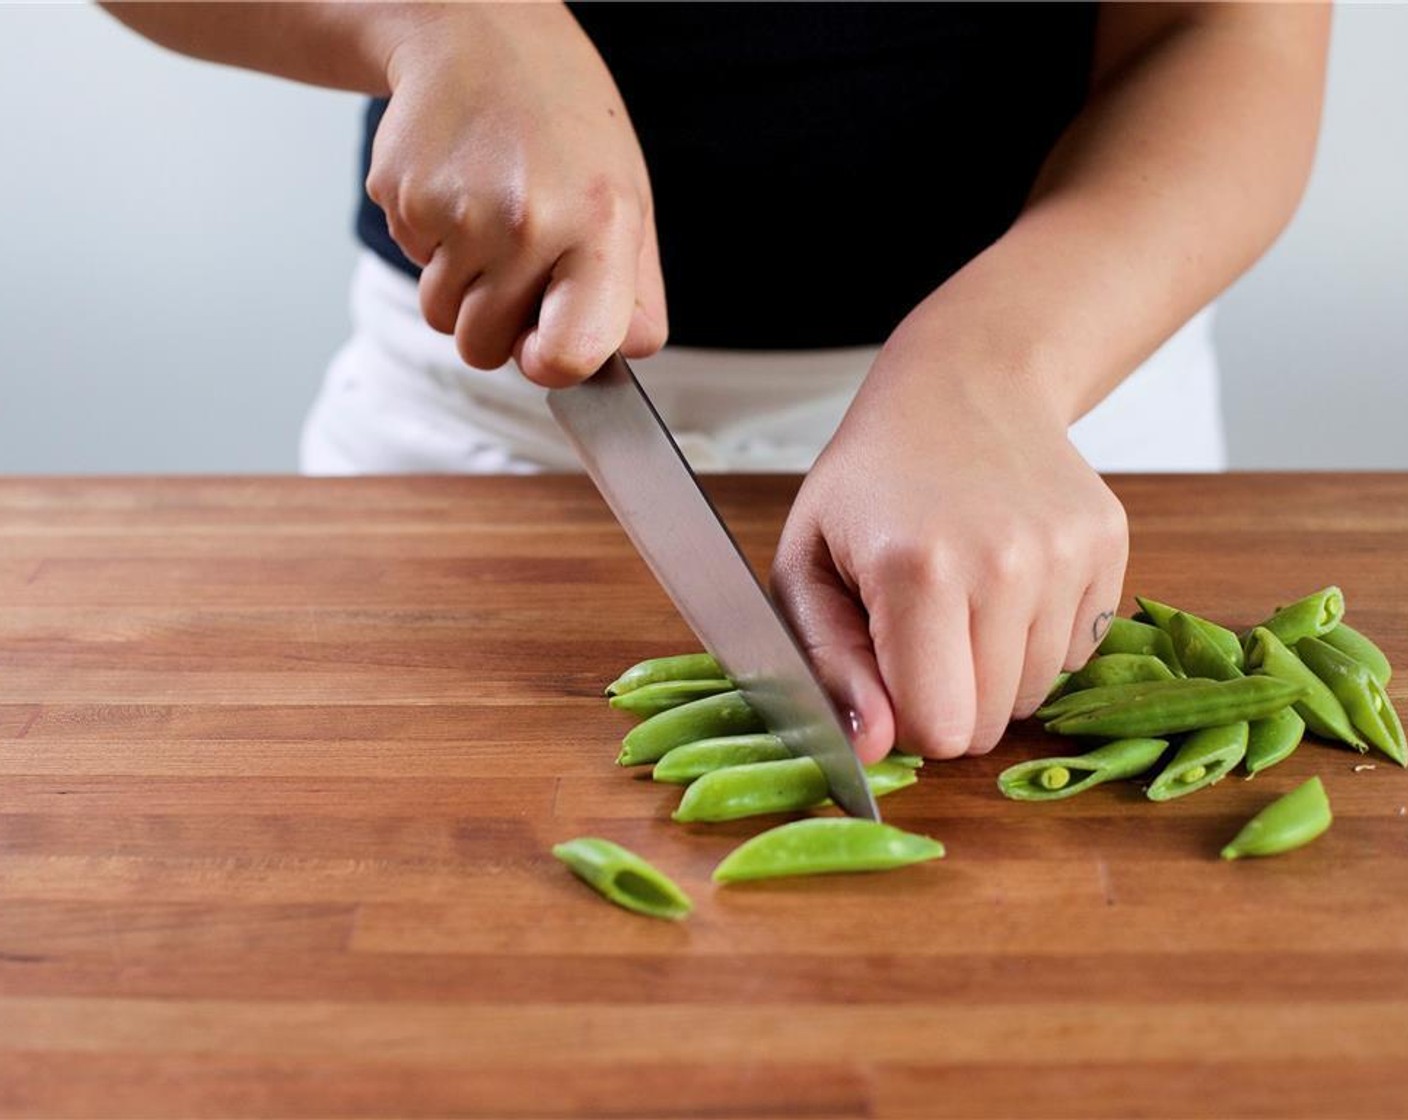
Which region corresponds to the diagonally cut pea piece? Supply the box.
[1245,626,1365,750]
[1097,617,1183,675]
[1247,586,1344,649]
[1221,776,1332,860]
[1320,623,1392,687]
[673,756,916,822]
[609,678,733,718]
[552,837,693,920]
[712,818,945,883]
[1245,706,1306,775]
[1146,722,1248,801]
[1065,653,1177,691]
[1136,596,1245,671]
[652,734,791,784]
[1168,611,1242,682]
[997,738,1168,802]
[618,689,764,766]
[1297,637,1406,766]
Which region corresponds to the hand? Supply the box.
[771,321,1129,763]
[364,5,667,386]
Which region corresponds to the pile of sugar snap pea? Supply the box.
[553,587,1399,919]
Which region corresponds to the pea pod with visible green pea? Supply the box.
[1136,597,1244,671]
[997,738,1169,802]
[1146,722,1249,801]
[712,818,945,883]
[1321,622,1392,687]
[609,678,734,718]
[1168,611,1243,682]
[1244,626,1366,751]
[618,689,764,766]
[1246,586,1345,649]
[672,756,917,823]
[1043,675,1302,739]
[606,653,726,697]
[1064,653,1178,692]
[651,734,791,784]
[1097,616,1183,675]
[1245,706,1306,775]
[1296,637,1406,766]
[1221,776,1332,860]
[552,837,693,920]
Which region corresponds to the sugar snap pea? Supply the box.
[1064,653,1178,692]
[1097,617,1183,675]
[552,837,693,920]
[1043,675,1302,739]
[1168,611,1242,682]
[997,738,1168,801]
[1136,596,1244,671]
[1245,706,1306,775]
[1248,586,1345,648]
[712,818,945,883]
[651,733,791,784]
[1321,622,1392,687]
[609,678,734,718]
[672,756,915,823]
[1036,678,1195,722]
[606,653,726,697]
[1297,637,1406,766]
[1220,776,1332,860]
[1244,627,1366,751]
[1146,722,1249,801]
[618,689,764,766]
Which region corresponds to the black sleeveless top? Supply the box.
[356,2,1097,349]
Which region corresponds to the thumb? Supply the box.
[771,533,895,765]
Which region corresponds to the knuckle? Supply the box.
[455,319,511,372]
[537,329,608,379]
[874,540,955,593]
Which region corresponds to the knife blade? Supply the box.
[547,353,880,821]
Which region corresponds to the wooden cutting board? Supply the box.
[1,473,1406,1119]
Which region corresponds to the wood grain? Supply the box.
[2,473,1407,1119]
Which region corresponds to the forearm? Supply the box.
[99,2,453,95]
[885,2,1330,424]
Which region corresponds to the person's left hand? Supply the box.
[770,318,1129,764]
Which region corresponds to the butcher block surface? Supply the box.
[1,473,1406,1119]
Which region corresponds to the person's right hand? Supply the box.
[365,4,667,387]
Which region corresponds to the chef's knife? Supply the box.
[547,353,880,821]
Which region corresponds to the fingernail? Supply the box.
[847,708,863,740]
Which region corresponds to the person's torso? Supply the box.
[356,1,1098,349]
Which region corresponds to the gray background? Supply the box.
[1,3,1404,474]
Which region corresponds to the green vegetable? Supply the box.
[1247,586,1345,648]
[1245,706,1306,775]
[672,756,915,823]
[1320,622,1392,687]
[1097,616,1183,675]
[712,818,945,883]
[997,738,1169,801]
[1043,676,1302,739]
[609,678,733,717]
[1037,678,1194,722]
[1297,637,1406,766]
[1167,611,1242,682]
[1063,653,1178,692]
[1221,776,1332,860]
[1244,626,1366,751]
[606,653,725,697]
[1146,722,1249,801]
[651,733,791,784]
[552,837,693,920]
[1136,597,1244,671]
[618,689,764,766]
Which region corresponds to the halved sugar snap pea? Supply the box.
[1043,675,1302,739]
[606,653,726,697]
[1097,617,1183,675]
[1248,586,1345,649]
[1146,722,1249,801]
[1136,597,1245,671]
[1244,627,1366,751]
[1297,637,1406,766]
[1064,653,1177,692]
[1320,623,1392,687]
[672,757,915,823]
[1168,611,1242,682]
[651,734,790,784]
[997,738,1169,802]
[712,818,945,883]
[618,689,764,766]
[1245,706,1306,775]
[552,837,693,921]
[1221,776,1332,860]
[609,678,733,718]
